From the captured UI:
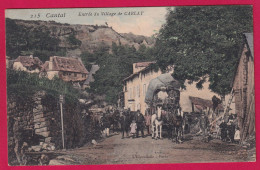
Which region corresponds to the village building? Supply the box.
[123,61,161,115]
[232,33,255,141]
[13,55,43,73]
[83,64,100,89]
[41,56,89,87]
[180,79,234,113]
[123,62,234,116]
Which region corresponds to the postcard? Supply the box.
[5,6,255,166]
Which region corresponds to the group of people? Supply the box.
[219,114,240,143]
[120,109,151,139]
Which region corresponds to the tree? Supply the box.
[6,18,65,61]
[155,6,253,96]
[88,42,155,104]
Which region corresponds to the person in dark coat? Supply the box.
[219,120,228,142]
[120,111,130,139]
[200,113,210,141]
[135,110,145,138]
[227,115,235,143]
[144,109,151,135]
[212,95,221,117]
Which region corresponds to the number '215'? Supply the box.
[30,13,41,18]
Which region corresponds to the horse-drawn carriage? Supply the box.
[145,73,184,143]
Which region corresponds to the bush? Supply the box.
[7,69,81,104]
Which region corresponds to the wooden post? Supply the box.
[59,95,65,149]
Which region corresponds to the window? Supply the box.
[74,73,77,77]
[83,74,87,78]
[133,87,135,98]
[143,84,146,96]
[137,104,141,110]
[137,85,140,97]
[129,88,132,99]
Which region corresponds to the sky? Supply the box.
[5,7,169,36]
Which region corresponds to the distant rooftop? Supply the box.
[42,56,88,74]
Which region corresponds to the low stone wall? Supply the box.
[8,90,89,165]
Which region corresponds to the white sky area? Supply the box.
[5,7,169,36]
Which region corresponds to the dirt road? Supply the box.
[47,132,255,165]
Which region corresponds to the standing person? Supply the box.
[234,127,240,144]
[219,119,228,142]
[227,115,235,143]
[101,114,110,137]
[145,109,151,135]
[212,95,221,116]
[120,112,129,139]
[200,113,210,141]
[130,120,137,138]
[135,110,145,138]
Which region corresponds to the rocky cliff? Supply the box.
[11,19,155,56]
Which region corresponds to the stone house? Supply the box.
[13,55,43,73]
[123,61,234,116]
[41,56,89,87]
[122,61,163,115]
[232,33,255,141]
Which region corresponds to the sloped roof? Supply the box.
[231,33,254,87]
[244,33,254,58]
[123,61,156,82]
[135,61,156,68]
[42,56,88,74]
[84,65,100,85]
[189,96,224,110]
[145,73,180,104]
[14,56,43,67]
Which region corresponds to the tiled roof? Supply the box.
[123,61,156,82]
[42,56,88,74]
[244,33,254,58]
[14,56,43,67]
[189,96,224,110]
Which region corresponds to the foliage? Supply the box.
[6,18,66,62]
[80,51,96,71]
[66,34,82,47]
[155,6,253,96]
[7,69,80,104]
[84,42,155,104]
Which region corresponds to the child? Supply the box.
[130,120,137,138]
[234,127,240,144]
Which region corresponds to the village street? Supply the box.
[47,133,255,165]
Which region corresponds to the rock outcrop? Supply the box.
[10,19,155,56]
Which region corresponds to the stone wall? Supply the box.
[8,90,89,165]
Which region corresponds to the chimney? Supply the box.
[49,57,53,70]
[133,63,137,74]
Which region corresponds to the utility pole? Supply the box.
[59,95,65,150]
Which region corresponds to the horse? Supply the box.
[167,107,184,143]
[151,105,163,139]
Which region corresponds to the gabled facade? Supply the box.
[232,33,255,141]
[41,56,89,86]
[123,62,165,115]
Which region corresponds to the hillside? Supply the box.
[6,19,155,59]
